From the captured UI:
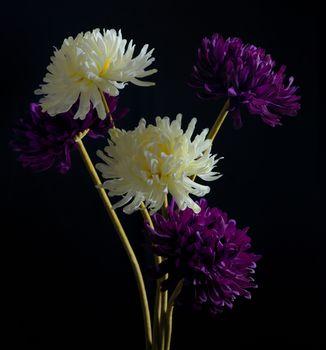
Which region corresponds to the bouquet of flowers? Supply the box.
[12,29,300,349]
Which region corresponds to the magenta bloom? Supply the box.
[12,95,128,173]
[146,199,260,315]
[191,33,301,128]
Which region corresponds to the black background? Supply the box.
[1,1,324,348]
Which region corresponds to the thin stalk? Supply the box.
[160,194,169,350]
[140,203,162,350]
[207,99,230,141]
[164,280,184,350]
[99,90,115,127]
[191,99,230,182]
[74,132,152,349]
[161,194,168,219]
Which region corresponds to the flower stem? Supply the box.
[140,204,162,350]
[160,194,169,350]
[207,99,230,141]
[140,203,169,350]
[74,133,152,349]
[162,194,168,219]
[191,99,230,182]
[99,90,115,128]
[164,280,184,350]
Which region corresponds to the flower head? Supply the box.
[12,95,128,173]
[146,199,260,315]
[191,33,301,128]
[35,28,157,120]
[96,115,222,214]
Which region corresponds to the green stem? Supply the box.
[99,90,115,127]
[140,203,162,350]
[207,98,230,141]
[140,196,169,350]
[160,194,169,350]
[164,280,184,350]
[191,99,230,183]
[153,278,162,350]
[75,134,152,349]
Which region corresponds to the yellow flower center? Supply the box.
[157,143,171,155]
[99,58,111,77]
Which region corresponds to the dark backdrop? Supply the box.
[1,1,324,348]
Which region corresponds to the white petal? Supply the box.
[35,28,157,118]
[74,91,90,120]
[96,113,221,214]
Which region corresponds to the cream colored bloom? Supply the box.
[96,114,222,214]
[35,28,157,120]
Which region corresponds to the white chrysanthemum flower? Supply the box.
[35,28,157,120]
[96,114,222,214]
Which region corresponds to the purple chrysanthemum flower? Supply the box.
[191,33,301,128]
[12,95,128,173]
[146,199,260,315]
